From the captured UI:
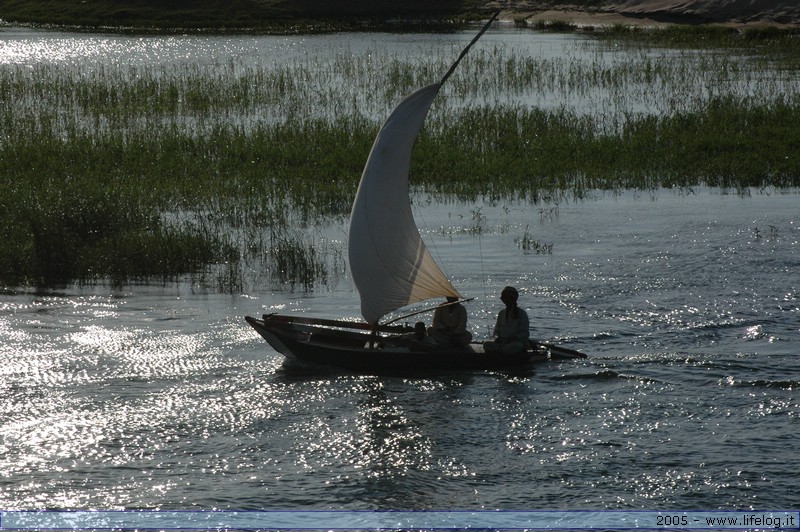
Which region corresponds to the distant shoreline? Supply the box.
[1,0,799,33]
[493,1,800,28]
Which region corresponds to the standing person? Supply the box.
[428,296,473,347]
[485,286,529,355]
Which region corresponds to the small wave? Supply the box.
[554,369,659,383]
[733,379,798,390]
[554,369,620,382]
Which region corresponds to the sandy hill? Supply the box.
[489,0,800,26]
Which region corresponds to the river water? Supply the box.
[1,26,798,522]
[1,189,797,514]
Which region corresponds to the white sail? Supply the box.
[348,83,461,325]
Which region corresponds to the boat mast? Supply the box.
[375,12,498,329]
[440,12,499,86]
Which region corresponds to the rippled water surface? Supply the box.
[1,24,798,516]
[4,25,797,130]
[1,190,797,511]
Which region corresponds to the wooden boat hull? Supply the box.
[245,314,585,373]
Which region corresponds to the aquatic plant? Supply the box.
[0,0,476,32]
[0,181,233,286]
[267,230,345,292]
[2,29,799,289]
[516,226,553,254]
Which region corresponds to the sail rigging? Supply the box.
[246,13,590,367]
[347,14,498,326]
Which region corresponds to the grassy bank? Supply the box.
[7,0,799,33]
[2,26,799,289]
[421,97,800,198]
[0,0,482,32]
[3,99,798,287]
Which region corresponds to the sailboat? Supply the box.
[246,15,587,372]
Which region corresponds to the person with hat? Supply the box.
[485,286,530,355]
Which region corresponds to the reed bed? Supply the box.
[2,28,799,289]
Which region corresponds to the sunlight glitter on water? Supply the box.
[1,15,798,511]
[0,190,798,509]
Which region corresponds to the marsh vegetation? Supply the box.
[1,26,799,289]
[0,0,476,32]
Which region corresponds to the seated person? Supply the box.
[484,286,529,355]
[427,296,473,347]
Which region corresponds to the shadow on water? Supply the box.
[270,357,543,382]
[261,359,552,508]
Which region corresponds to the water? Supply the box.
[1,189,797,512]
[0,25,798,517]
[4,25,797,133]
[0,25,578,68]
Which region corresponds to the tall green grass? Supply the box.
[415,95,800,200]
[0,0,476,31]
[2,28,799,289]
[0,171,234,286]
